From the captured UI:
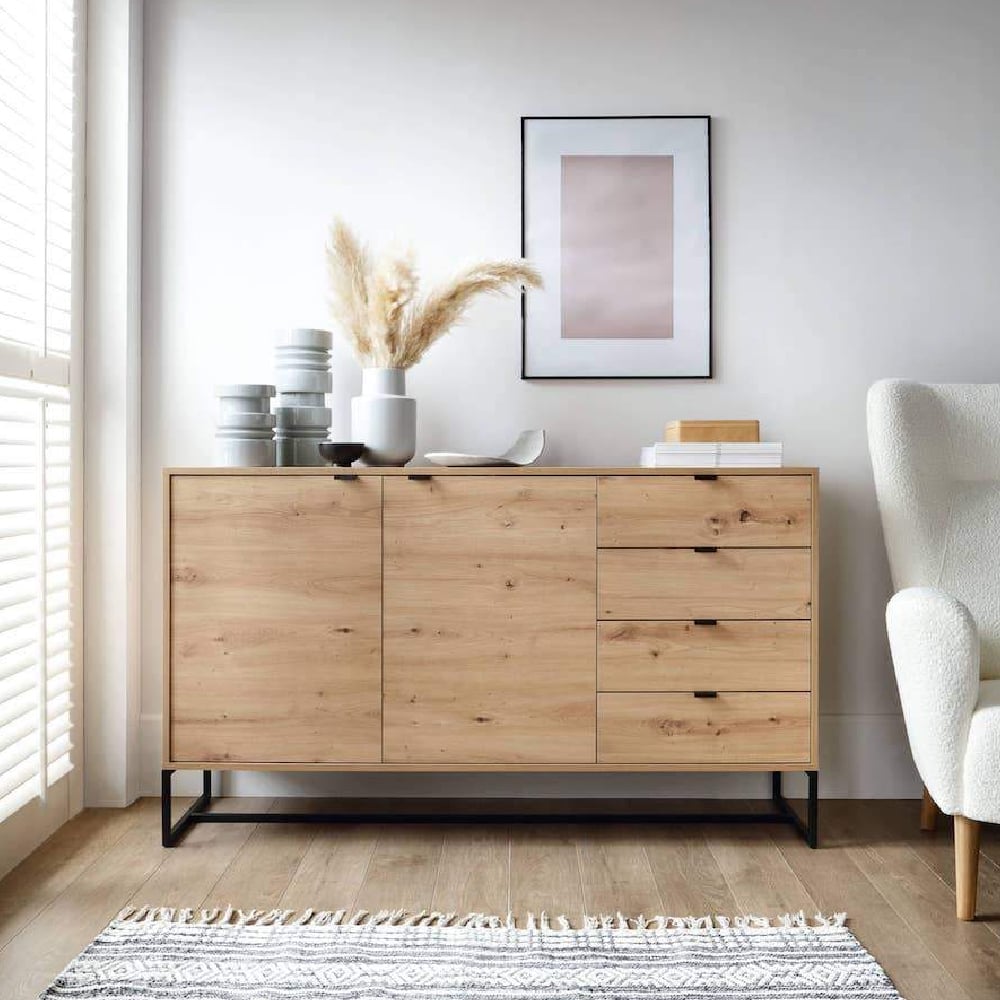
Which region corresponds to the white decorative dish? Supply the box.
[425,429,545,468]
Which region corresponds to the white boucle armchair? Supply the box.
[868,379,1000,920]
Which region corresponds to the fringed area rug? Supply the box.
[40,907,902,999]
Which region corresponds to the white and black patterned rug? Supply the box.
[40,907,902,999]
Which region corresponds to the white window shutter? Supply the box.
[0,0,79,824]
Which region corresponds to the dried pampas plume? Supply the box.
[326,217,542,369]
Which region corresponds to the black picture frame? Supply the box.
[520,115,712,380]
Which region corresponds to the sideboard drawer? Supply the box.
[598,692,811,764]
[598,548,812,620]
[598,620,811,692]
[598,475,812,548]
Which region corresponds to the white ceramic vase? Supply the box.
[351,368,416,467]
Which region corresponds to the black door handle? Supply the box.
[693,691,719,698]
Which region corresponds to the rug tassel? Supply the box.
[111,907,850,929]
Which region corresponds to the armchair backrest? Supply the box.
[868,379,1000,679]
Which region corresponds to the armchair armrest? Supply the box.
[886,587,980,815]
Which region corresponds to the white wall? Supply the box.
[140,0,1000,799]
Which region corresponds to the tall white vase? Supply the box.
[351,368,416,467]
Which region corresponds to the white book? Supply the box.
[641,441,784,468]
[640,445,718,468]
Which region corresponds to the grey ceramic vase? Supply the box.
[214,384,276,467]
[274,328,332,466]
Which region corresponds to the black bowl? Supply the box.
[318,441,366,468]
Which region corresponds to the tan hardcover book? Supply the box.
[664,420,760,443]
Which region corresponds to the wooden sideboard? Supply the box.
[162,467,819,844]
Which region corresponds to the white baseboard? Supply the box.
[141,712,921,799]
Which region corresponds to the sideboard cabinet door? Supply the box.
[383,476,597,764]
[168,475,382,764]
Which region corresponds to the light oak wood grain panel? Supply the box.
[169,475,382,764]
[664,420,760,443]
[598,621,811,692]
[598,474,812,547]
[598,692,811,764]
[598,548,812,620]
[166,467,820,478]
[810,472,820,764]
[383,476,597,764]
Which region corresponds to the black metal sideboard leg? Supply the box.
[161,769,212,847]
[806,770,819,849]
[159,770,817,846]
[772,770,819,849]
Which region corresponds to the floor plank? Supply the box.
[705,823,818,915]
[352,825,444,914]
[642,826,738,916]
[0,802,149,950]
[577,824,662,917]
[0,800,165,1000]
[431,825,509,918]
[199,800,316,910]
[2,798,999,1000]
[509,824,585,926]
[129,797,272,911]
[775,820,970,1000]
[901,809,1000,936]
[827,802,1000,1000]
[279,823,379,913]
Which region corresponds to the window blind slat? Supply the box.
[0,709,35,753]
[0,0,78,825]
[0,683,32,726]
[0,769,37,817]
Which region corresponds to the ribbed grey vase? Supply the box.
[274,328,332,466]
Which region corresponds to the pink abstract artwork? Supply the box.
[560,154,674,340]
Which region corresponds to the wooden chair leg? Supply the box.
[920,786,939,831]
[954,815,980,921]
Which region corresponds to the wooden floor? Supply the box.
[0,799,998,999]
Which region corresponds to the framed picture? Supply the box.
[521,115,711,379]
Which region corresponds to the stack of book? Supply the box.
[639,420,783,468]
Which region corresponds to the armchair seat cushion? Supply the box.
[964,679,1000,824]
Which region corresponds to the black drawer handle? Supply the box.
[333,474,358,481]
[693,473,718,481]
[693,546,718,553]
[407,474,432,481]
[693,619,718,626]
[693,690,719,698]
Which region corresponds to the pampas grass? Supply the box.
[326,217,542,369]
